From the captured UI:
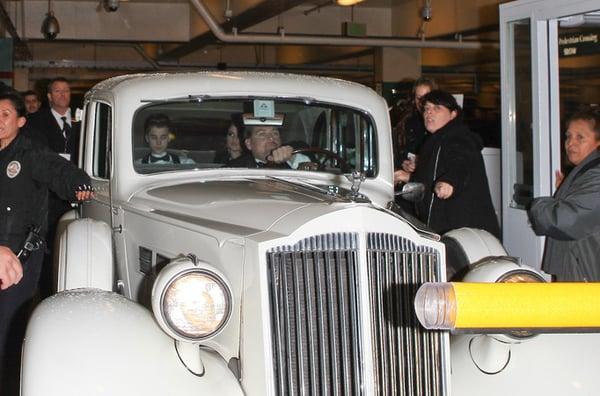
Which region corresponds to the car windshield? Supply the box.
[132,98,377,176]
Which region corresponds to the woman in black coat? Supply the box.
[0,90,93,392]
[395,90,500,237]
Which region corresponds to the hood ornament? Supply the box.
[346,170,366,199]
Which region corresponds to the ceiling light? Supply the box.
[559,12,600,28]
[336,0,364,6]
[41,0,60,40]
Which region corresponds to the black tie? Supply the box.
[61,116,72,140]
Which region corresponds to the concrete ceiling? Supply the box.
[3,0,595,109]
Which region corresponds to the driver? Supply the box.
[229,125,309,169]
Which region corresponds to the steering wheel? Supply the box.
[291,147,351,172]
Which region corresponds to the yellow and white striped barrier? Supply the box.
[415,282,600,331]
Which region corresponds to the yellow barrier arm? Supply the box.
[415,282,600,331]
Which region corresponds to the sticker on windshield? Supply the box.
[253,100,275,118]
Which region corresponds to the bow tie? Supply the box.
[149,154,170,163]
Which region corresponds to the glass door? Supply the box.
[500,0,600,269]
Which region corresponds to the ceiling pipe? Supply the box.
[189,0,496,50]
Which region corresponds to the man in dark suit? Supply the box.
[229,125,297,168]
[26,77,81,299]
[27,77,80,164]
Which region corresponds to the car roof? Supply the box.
[86,71,383,108]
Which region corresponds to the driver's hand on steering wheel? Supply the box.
[267,145,294,163]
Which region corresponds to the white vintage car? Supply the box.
[21,72,600,396]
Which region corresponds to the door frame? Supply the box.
[499,0,600,268]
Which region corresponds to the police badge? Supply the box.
[6,160,21,178]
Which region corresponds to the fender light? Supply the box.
[415,282,600,332]
[152,257,232,342]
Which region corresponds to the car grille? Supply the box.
[267,232,447,396]
[367,233,445,396]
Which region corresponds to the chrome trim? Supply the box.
[267,233,362,395]
[267,232,448,395]
[367,233,446,396]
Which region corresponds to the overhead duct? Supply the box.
[189,0,495,50]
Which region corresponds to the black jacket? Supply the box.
[27,108,81,164]
[411,118,500,237]
[0,133,90,252]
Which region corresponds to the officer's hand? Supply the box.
[0,246,23,290]
[267,145,294,164]
[434,181,454,199]
[75,190,95,201]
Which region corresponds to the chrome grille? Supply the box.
[367,232,445,396]
[267,232,447,395]
[267,233,363,396]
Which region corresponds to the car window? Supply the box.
[132,98,377,176]
[93,102,112,179]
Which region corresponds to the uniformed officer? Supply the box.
[0,89,93,394]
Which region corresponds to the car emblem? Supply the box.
[347,170,365,196]
[6,161,21,178]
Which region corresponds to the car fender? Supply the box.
[21,289,243,396]
[451,332,600,395]
[56,218,113,291]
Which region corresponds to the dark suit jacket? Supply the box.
[27,107,81,164]
[228,153,290,169]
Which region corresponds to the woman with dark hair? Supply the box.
[529,108,600,281]
[0,89,92,392]
[395,89,500,237]
[393,77,437,171]
[215,113,245,164]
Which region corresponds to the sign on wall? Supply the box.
[558,31,599,57]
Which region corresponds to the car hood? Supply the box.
[128,178,359,237]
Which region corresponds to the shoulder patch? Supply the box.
[6,160,21,178]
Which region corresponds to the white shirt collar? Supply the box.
[51,107,72,128]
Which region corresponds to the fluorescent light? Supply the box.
[336,0,364,6]
[559,12,600,28]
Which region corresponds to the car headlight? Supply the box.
[497,269,546,283]
[152,257,232,342]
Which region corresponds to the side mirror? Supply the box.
[395,182,425,202]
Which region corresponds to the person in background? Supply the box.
[27,77,79,163]
[0,89,93,394]
[215,113,245,165]
[393,77,438,175]
[22,91,41,115]
[136,113,195,165]
[395,90,500,238]
[26,77,81,300]
[529,108,600,281]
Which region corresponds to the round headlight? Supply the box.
[497,269,545,339]
[161,270,231,341]
[497,269,546,283]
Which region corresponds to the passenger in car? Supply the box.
[136,113,195,165]
[214,113,245,165]
[229,125,309,169]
